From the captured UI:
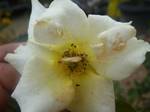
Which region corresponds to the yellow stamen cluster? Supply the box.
[58,43,89,74]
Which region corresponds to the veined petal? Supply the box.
[68,74,115,112]
[88,15,131,38]
[12,57,74,112]
[102,38,150,80]
[28,0,46,39]
[33,0,89,44]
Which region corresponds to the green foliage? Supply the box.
[114,74,150,112]
[114,51,150,112]
[116,99,136,112]
[114,82,137,112]
[144,52,150,69]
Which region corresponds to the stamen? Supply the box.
[58,42,90,74]
[61,56,82,63]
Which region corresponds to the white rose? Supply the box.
[5,0,150,112]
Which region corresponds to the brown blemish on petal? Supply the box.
[112,38,126,51]
[60,109,71,112]
[75,84,80,87]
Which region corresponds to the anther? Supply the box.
[61,56,82,63]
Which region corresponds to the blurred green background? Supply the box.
[0,0,150,112]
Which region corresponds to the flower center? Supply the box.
[58,43,89,74]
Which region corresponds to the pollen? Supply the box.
[51,39,96,76]
[56,43,90,75]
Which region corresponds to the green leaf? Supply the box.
[128,88,139,103]
[144,52,150,69]
[116,99,136,112]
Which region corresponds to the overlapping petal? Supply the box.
[33,0,89,44]
[13,57,74,112]
[68,74,115,112]
[98,25,136,50]
[88,15,131,38]
[101,38,150,80]
[28,0,46,39]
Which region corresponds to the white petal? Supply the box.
[98,25,136,50]
[5,42,53,75]
[103,38,150,80]
[5,44,31,74]
[28,0,46,39]
[33,0,89,44]
[88,15,131,38]
[68,74,115,112]
[13,57,74,112]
